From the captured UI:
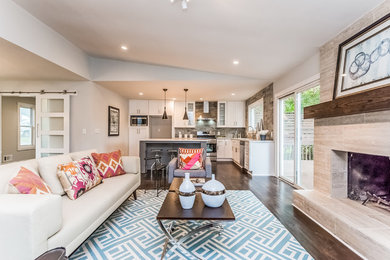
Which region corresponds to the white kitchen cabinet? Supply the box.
[231,139,240,164]
[173,101,195,128]
[129,100,149,115]
[245,141,275,176]
[217,101,227,127]
[129,127,149,156]
[217,139,232,160]
[226,101,246,127]
[148,100,174,116]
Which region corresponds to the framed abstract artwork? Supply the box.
[108,106,120,136]
[334,13,390,99]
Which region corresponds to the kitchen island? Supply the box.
[139,139,209,173]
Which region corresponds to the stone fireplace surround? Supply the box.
[293,110,390,259]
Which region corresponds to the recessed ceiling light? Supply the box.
[121,45,128,51]
[200,98,203,100]
[231,93,236,96]
[172,98,177,100]
[139,92,144,96]
[233,60,239,65]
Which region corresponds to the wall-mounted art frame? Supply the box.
[334,13,390,99]
[108,106,120,136]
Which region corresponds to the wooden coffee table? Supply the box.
[156,181,235,259]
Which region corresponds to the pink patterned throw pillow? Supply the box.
[179,148,204,170]
[91,150,126,178]
[8,167,52,195]
[57,157,102,200]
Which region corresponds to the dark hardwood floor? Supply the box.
[140,162,361,260]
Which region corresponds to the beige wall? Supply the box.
[0,81,129,155]
[1,96,36,163]
[320,1,390,102]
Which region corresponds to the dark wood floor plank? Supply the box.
[140,161,362,260]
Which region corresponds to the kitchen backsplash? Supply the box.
[174,127,246,138]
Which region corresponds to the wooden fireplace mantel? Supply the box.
[304,86,390,119]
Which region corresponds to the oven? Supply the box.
[206,139,217,162]
[197,131,217,161]
[130,115,148,126]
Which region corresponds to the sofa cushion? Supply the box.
[38,155,73,195]
[0,159,39,194]
[174,169,206,178]
[47,173,139,251]
[91,150,126,178]
[57,157,102,200]
[8,167,52,195]
[69,149,97,165]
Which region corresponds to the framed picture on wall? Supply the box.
[334,13,390,99]
[108,106,120,136]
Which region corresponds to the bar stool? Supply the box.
[167,149,178,160]
[150,149,163,172]
[144,155,167,197]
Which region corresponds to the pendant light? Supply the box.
[162,88,168,119]
[183,88,189,120]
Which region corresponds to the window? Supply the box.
[248,99,264,132]
[18,102,35,150]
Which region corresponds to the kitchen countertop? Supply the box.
[218,137,274,143]
[139,138,210,142]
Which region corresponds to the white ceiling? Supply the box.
[97,79,266,101]
[12,0,384,80]
[0,38,84,81]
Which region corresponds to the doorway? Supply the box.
[278,83,320,189]
[0,94,70,164]
[1,96,36,163]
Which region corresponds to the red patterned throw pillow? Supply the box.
[91,150,126,178]
[57,157,102,200]
[8,167,52,195]
[178,148,204,170]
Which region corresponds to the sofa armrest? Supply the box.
[205,157,212,178]
[122,156,140,174]
[168,157,178,183]
[0,194,62,260]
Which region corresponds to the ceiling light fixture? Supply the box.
[121,45,128,51]
[162,89,168,120]
[171,0,190,10]
[233,60,239,65]
[200,98,203,100]
[231,93,236,96]
[183,88,189,120]
[139,92,144,96]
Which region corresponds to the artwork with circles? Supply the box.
[334,14,390,99]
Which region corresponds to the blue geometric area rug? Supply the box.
[71,190,313,260]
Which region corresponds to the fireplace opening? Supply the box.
[348,152,390,207]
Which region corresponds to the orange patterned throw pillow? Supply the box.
[91,150,126,178]
[178,148,204,170]
[8,167,52,195]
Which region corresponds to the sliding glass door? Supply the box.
[279,94,295,183]
[278,84,320,189]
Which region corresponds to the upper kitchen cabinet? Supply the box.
[129,100,149,115]
[217,101,227,127]
[173,101,195,127]
[220,101,245,127]
[148,100,174,116]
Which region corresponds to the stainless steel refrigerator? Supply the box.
[149,116,172,138]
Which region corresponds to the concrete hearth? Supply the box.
[293,111,390,259]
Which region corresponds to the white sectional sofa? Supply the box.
[0,149,141,260]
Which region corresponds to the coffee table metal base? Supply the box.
[158,220,224,260]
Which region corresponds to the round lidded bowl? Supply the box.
[201,174,226,208]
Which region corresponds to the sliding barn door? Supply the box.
[36,95,70,158]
